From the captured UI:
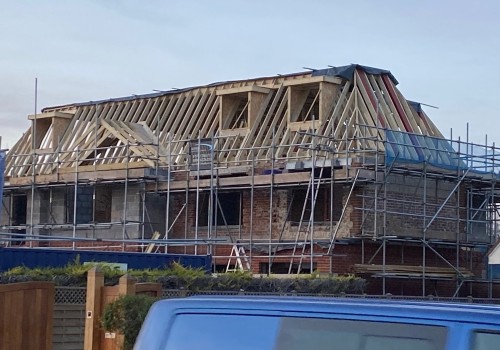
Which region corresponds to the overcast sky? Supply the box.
[1,0,499,149]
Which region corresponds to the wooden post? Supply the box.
[116,274,137,349]
[84,267,104,350]
[118,274,137,296]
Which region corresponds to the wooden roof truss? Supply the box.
[5,67,447,180]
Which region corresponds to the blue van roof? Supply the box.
[156,296,500,325]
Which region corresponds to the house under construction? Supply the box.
[1,64,500,297]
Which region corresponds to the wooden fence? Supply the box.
[84,267,162,350]
[53,304,86,350]
[0,282,54,350]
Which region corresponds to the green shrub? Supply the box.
[212,271,252,291]
[0,260,366,295]
[1,258,126,286]
[101,294,157,350]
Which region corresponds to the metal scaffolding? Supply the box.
[2,123,498,287]
[1,66,500,297]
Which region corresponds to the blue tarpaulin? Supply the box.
[385,130,500,175]
[311,64,399,85]
[385,130,464,171]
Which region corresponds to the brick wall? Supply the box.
[171,240,489,297]
[356,174,470,241]
[167,174,481,246]
[169,185,353,243]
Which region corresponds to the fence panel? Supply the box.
[0,282,54,350]
[53,304,86,350]
[54,287,86,349]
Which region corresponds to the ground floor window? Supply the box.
[259,262,316,274]
[10,194,27,245]
[66,185,112,224]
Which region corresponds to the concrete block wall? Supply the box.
[110,184,142,239]
[1,184,169,243]
[27,190,43,230]
[4,173,483,248]
[0,196,13,243]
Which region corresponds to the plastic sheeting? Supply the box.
[312,64,399,85]
[407,100,423,113]
[385,130,500,175]
[385,130,465,171]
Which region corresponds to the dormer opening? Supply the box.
[294,87,320,122]
[222,93,249,130]
[217,86,270,137]
[286,76,340,131]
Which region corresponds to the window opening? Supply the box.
[297,88,320,122]
[198,192,241,227]
[289,186,343,224]
[66,186,93,224]
[11,194,27,245]
[221,94,249,130]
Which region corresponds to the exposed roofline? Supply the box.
[42,64,394,111]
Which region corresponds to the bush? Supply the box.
[212,271,252,291]
[0,260,366,294]
[101,294,157,350]
[1,259,125,286]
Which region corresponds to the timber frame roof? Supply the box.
[5,64,445,182]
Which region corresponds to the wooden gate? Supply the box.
[84,267,162,350]
[0,282,54,350]
[100,283,163,350]
[100,285,120,350]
